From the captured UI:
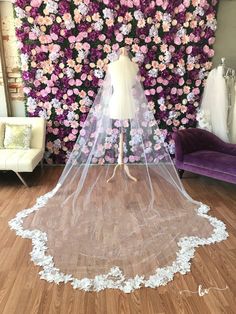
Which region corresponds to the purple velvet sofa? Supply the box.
[173,128,236,184]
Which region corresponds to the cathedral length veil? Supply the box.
[9,49,228,293]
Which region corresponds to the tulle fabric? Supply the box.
[21,54,218,285]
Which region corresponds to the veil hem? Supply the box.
[8,184,228,293]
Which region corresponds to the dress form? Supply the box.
[107,48,138,183]
[108,53,138,119]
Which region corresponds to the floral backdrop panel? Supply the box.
[13,0,218,164]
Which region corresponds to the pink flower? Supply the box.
[140,45,148,54]
[145,37,151,43]
[156,86,163,93]
[99,34,106,41]
[181,118,189,124]
[52,128,59,135]
[68,36,76,43]
[171,87,177,94]
[116,33,123,42]
[68,133,76,141]
[67,89,74,96]
[29,32,37,40]
[186,46,192,54]
[30,0,42,7]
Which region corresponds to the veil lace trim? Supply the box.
[8,185,228,293]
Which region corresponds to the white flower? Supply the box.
[36,69,44,80]
[107,52,119,62]
[187,92,195,102]
[176,67,185,76]
[103,8,114,19]
[67,111,75,121]
[78,3,89,15]
[64,20,75,30]
[53,139,61,148]
[163,13,171,23]
[120,24,132,35]
[94,69,104,79]
[177,27,186,37]
[148,68,158,78]
[149,25,159,37]
[77,49,87,60]
[15,7,26,18]
[134,52,144,63]
[49,52,60,62]
[158,97,165,105]
[206,19,217,31]
[164,51,171,63]
[194,7,204,17]
[20,54,29,67]
[45,0,58,14]
[65,68,75,79]
[134,10,143,20]
[38,110,47,119]
[198,68,206,80]
[93,20,104,31]
[129,134,142,145]
[187,55,195,64]
[51,98,61,108]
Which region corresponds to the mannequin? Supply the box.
[108,47,138,119]
[107,47,138,182]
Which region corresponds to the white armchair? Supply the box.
[0,117,46,186]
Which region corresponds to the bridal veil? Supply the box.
[9,50,228,293]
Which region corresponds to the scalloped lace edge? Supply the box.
[8,183,228,293]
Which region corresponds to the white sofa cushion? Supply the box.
[0,149,44,172]
[4,123,32,149]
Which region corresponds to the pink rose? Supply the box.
[51,33,58,41]
[178,78,185,86]
[186,46,192,54]
[99,34,106,41]
[67,89,73,96]
[30,0,42,7]
[171,87,177,94]
[116,33,124,43]
[83,42,90,51]
[140,45,148,53]
[52,87,58,95]
[68,133,76,141]
[68,36,76,43]
[29,32,37,40]
[75,79,82,86]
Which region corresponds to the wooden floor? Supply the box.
[0,167,235,314]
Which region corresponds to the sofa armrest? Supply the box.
[173,128,236,156]
[172,131,184,162]
[217,142,236,156]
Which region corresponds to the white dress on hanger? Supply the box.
[230,83,236,143]
[198,65,229,142]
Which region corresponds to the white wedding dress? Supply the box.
[198,66,229,142]
[9,50,228,293]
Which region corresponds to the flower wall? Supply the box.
[13,0,218,164]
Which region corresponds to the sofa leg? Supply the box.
[178,169,185,179]
[40,159,44,171]
[15,172,29,187]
